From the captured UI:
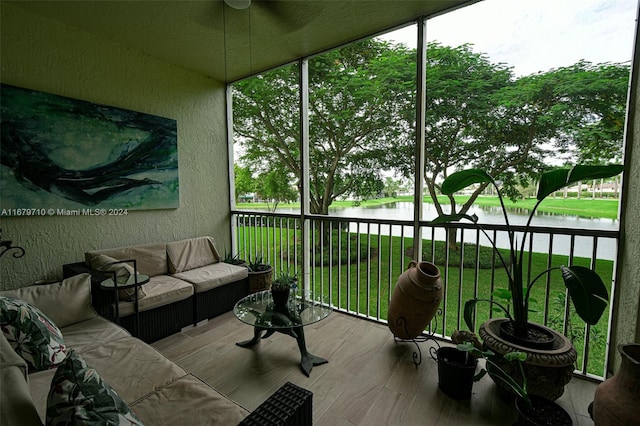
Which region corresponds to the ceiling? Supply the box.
[7,0,474,83]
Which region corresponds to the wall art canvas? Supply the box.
[1,84,179,216]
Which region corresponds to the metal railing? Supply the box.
[231,210,618,380]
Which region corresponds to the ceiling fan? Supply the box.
[224,0,251,10]
[223,0,322,32]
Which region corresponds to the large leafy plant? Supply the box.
[432,165,624,337]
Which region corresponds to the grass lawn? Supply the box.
[237,224,613,377]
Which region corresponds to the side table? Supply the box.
[99,260,149,337]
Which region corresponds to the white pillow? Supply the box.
[91,254,146,302]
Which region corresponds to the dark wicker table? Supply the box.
[233,290,331,377]
[240,381,313,426]
[100,269,149,336]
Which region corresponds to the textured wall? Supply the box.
[0,4,231,288]
[613,24,640,362]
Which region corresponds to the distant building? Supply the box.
[238,193,257,203]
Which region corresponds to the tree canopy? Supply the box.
[232,38,629,220]
[233,39,415,215]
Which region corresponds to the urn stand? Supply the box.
[388,261,444,365]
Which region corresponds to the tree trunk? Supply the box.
[600,178,604,198]
[577,181,582,199]
[317,202,332,256]
[447,227,458,251]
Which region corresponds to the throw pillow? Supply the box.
[91,254,147,302]
[0,296,66,372]
[47,349,144,426]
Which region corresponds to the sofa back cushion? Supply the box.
[0,273,95,328]
[166,236,221,274]
[86,242,168,277]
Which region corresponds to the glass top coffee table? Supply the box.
[233,290,332,376]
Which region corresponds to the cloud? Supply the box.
[381,0,637,76]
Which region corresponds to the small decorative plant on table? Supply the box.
[271,268,298,307]
[432,164,624,400]
[247,253,273,293]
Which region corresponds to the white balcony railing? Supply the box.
[231,210,618,381]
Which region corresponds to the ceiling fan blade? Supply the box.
[224,0,251,10]
[253,0,324,32]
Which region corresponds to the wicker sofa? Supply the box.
[0,274,312,426]
[63,236,249,342]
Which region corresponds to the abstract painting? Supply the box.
[0,84,179,215]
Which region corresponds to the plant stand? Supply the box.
[479,318,577,401]
[392,310,442,366]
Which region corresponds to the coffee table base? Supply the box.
[236,325,328,377]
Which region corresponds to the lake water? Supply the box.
[251,202,619,260]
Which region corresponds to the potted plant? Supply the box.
[222,249,246,267]
[435,344,479,399]
[271,268,298,307]
[457,342,573,425]
[247,253,273,293]
[434,331,482,399]
[432,164,624,400]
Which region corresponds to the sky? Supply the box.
[381,0,638,77]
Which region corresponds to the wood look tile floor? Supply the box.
[152,311,598,426]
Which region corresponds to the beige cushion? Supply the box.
[172,262,248,293]
[91,254,147,301]
[46,349,145,425]
[0,333,42,426]
[131,374,249,425]
[0,274,95,328]
[116,275,193,317]
[61,316,131,354]
[26,369,55,424]
[77,336,187,405]
[27,335,186,421]
[166,236,221,274]
[86,242,168,277]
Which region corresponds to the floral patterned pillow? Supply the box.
[0,296,66,372]
[47,349,144,425]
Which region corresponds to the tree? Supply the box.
[234,163,255,201]
[233,40,629,248]
[390,44,629,248]
[552,61,630,164]
[232,39,416,215]
[383,176,402,198]
[307,41,416,214]
[255,168,297,212]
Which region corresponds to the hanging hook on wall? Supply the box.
[0,229,25,259]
